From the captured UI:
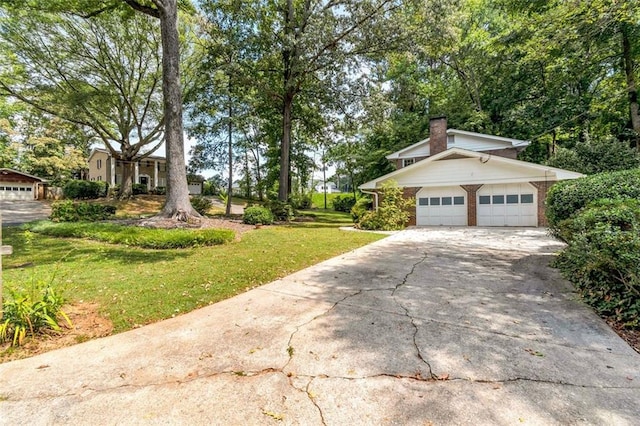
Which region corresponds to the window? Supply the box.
[521,194,534,204]
[454,196,464,205]
[429,197,440,206]
[507,194,519,204]
[418,198,429,206]
[0,186,4,190]
[492,195,505,204]
[26,187,32,191]
[479,195,491,204]
[19,187,26,191]
[12,187,18,191]
[402,158,415,167]
[97,176,102,181]
[442,197,452,206]
[97,159,102,169]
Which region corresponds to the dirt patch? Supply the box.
[117,217,255,240]
[606,319,640,354]
[0,302,113,363]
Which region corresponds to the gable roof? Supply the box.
[361,148,583,190]
[386,129,530,160]
[0,168,47,182]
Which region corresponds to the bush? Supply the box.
[50,200,116,222]
[0,281,71,346]
[190,196,212,215]
[265,199,295,221]
[289,193,312,210]
[546,169,640,238]
[351,196,373,222]
[553,199,640,328]
[28,221,235,249]
[132,183,149,195]
[355,182,413,231]
[332,194,357,212]
[243,206,274,225]
[150,186,166,195]
[63,180,108,199]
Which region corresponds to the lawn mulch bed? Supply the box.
[120,217,256,240]
[606,319,640,354]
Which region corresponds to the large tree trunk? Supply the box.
[622,24,640,149]
[119,160,135,199]
[156,1,199,220]
[279,92,294,201]
[226,93,233,216]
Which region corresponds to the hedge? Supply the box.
[546,169,640,238]
[63,180,109,199]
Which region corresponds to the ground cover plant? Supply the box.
[1,209,384,358]
[25,221,234,249]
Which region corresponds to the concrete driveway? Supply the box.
[1,228,639,424]
[0,200,50,225]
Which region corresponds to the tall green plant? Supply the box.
[356,181,414,231]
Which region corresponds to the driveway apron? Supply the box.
[0,228,638,425]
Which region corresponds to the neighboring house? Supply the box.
[315,181,338,194]
[87,148,200,194]
[359,117,584,227]
[186,174,204,195]
[0,168,46,200]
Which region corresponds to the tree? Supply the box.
[0,7,165,197]
[122,0,199,219]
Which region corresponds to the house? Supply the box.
[0,168,46,200]
[88,148,167,190]
[315,181,338,194]
[87,148,200,194]
[359,117,584,227]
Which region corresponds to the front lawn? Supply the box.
[1,212,383,337]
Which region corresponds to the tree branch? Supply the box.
[121,0,161,18]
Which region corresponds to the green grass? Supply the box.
[26,221,234,249]
[311,192,341,209]
[2,213,383,334]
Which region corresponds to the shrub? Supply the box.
[265,199,295,221]
[0,281,71,346]
[243,206,275,225]
[289,193,312,210]
[132,183,149,195]
[351,196,373,222]
[546,169,640,238]
[50,200,116,222]
[150,186,166,195]
[553,199,640,328]
[28,221,235,249]
[355,182,414,231]
[190,196,212,216]
[63,180,108,199]
[332,194,357,212]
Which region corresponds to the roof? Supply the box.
[386,129,530,160]
[360,148,584,190]
[0,168,47,182]
[88,148,166,162]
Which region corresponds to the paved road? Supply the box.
[1,228,638,424]
[0,200,50,225]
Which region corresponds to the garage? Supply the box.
[416,186,467,226]
[477,183,537,227]
[0,169,44,201]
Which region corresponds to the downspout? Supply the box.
[361,189,379,210]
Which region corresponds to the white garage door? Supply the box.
[416,186,467,226]
[0,183,34,201]
[477,183,537,227]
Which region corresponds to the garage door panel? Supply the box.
[477,183,537,227]
[0,183,34,201]
[416,186,467,226]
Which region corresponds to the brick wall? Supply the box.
[460,184,484,226]
[529,181,554,227]
[429,116,448,156]
[402,187,420,226]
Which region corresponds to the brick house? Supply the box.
[359,117,584,227]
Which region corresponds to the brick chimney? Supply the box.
[429,116,448,156]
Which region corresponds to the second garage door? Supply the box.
[0,183,35,201]
[477,183,537,226]
[416,186,467,226]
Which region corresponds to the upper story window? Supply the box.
[402,158,415,167]
[96,159,102,169]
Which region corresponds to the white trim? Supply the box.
[360,148,584,190]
